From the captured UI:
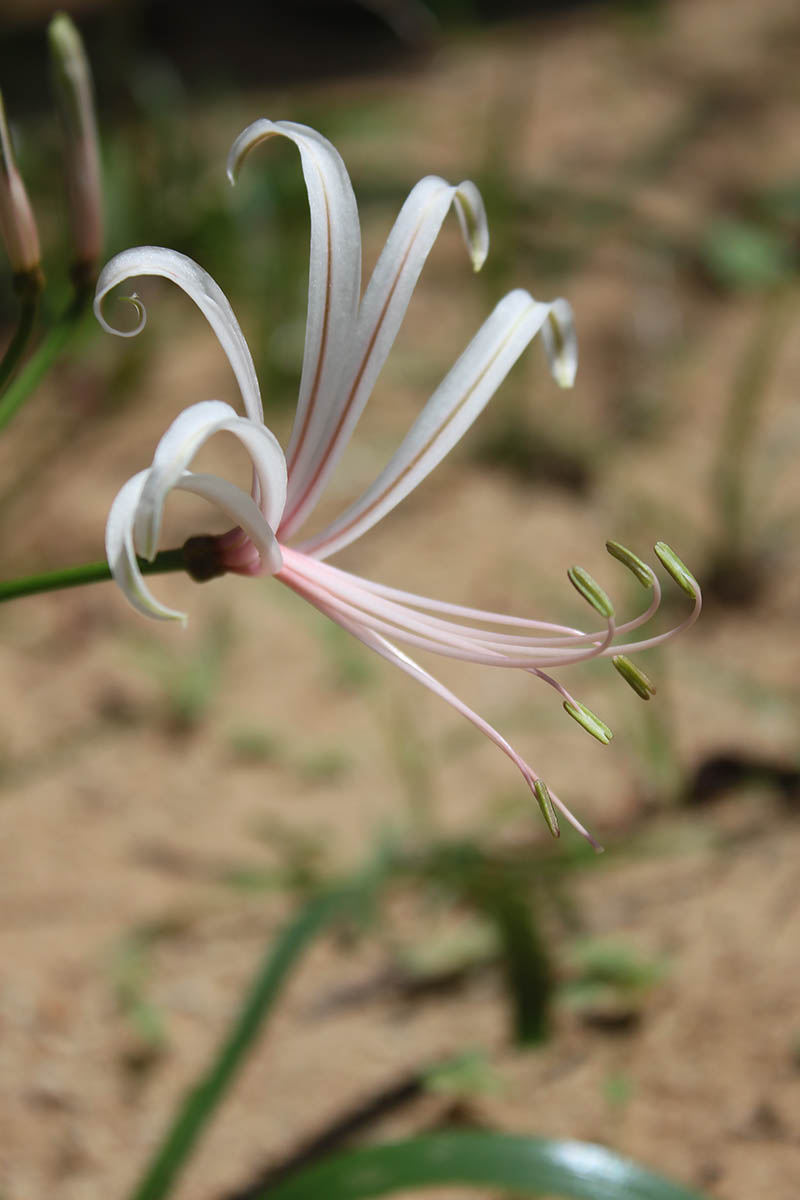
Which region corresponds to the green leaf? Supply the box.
[261,1131,708,1200]
[127,884,358,1200]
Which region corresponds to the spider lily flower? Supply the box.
[96,120,701,848]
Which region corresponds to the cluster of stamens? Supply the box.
[184,527,700,849]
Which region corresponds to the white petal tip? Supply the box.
[454,180,489,277]
[555,362,576,389]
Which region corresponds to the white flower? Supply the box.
[96,120,700,847]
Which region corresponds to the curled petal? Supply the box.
[539,298,578,388]
[302,289,577,559]
[94,246,264,424]
[133,399,287,560]
[279,174,489,538]
[228,119,361,508]
[105,470,187,623]
[105,468,283,624]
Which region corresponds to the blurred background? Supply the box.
[1,1,799,1197]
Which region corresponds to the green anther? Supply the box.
[566,564,618,619]
[654,541,698,599]
[533,779,560,839]
[567,566,615,618]
[605,540,654,588]
[563,700,613,745]
[612,654,656,700]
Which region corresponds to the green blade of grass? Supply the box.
[259,1131,708,1200]
[128,884,356,1200]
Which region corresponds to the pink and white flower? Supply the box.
[96,119,700,847]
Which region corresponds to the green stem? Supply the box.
[0,287,93,432]
[128,885,354,1200]
[0,549,186,604]
[0,290,41,397]
[712,289,792,559]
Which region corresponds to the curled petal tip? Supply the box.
[542,301,578,389]
[454,179,489,273]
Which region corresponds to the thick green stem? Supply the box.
[0,287,93,432]
[0,548,186,604]
[0,289,41,396]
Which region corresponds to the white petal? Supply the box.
[278,175,489,538]
[94,246,264,424]
[105,471,188,623]
[539,298,578,388]
[301,290,577,559]
[228,120,361,512]
[134,400,287,559]
[105,468,284,625]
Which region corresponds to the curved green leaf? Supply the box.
[261,1131,707,1200]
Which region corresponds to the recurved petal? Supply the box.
[301,289,577,559]
[278,175,489,539]
[539,298,578,388]
[227,119,361,510]
[133,400,287,560]
[105,471,188,623]
[105,468,284,624]
[94,246,264,424]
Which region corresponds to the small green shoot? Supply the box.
[423,1049,504,1098]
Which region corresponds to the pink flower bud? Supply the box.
[0,92,41,277]
[48,13,103,276]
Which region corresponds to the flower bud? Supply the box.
[0,92,42,282]
[48,13,103,279]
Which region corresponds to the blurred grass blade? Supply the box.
[260,1131,708,1200]
[128,884,356,1200]
[471,871,551,1045]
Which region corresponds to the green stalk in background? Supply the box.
[709,288,792,603]
[0,289,94,432]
